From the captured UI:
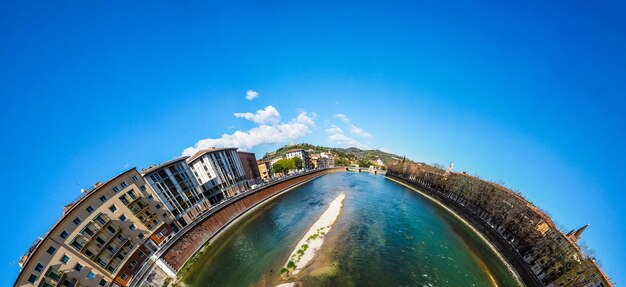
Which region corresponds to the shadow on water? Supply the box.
[181,172,519,287]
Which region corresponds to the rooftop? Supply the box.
[187,147,238,163]
[141,156,190,175]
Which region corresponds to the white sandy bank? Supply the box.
[281,193,346,279]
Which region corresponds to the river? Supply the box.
[180,172,520,286]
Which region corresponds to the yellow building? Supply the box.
[546,257,613,287]
[257,160,270,181]
[15,168,176,287]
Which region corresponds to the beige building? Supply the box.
[257,160,271,181]
[546,257,613,287]
[15,168,175,287]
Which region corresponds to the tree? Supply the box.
[358,159,370,167]
[293,157,303,169]
[272,158,296,174]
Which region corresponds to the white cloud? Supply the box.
[325,124,367,149]
[245,90,259,100]
[349,125,373,139]
[234,106,281,125]
[334,113,350,124]
[334,113,373,139]
[325,125,343,134]
[183,107,316,156]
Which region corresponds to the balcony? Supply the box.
[93,226,122,259]
[129,199,150,215]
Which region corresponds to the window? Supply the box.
[120,273,128,280]
[99,279,107,286]
[157,231,164,239]
[60,230,69,239]
[109,204,117,213]
[60,254,70,264]
[119,214,127,221]
[99,195,107,202]
[120,181,128,188]
[113,186,120,193]
[155,204,161,209]
[129,224,135,231]
[106,226,116,234]
[28,274,37,284]
[138,233,145,239]
[87,271,96,280]
[86,205,94,213]
[141,185,147,192]
[74,263,83,271]
[35,263,44,272]
[132,175,138,182]
[73,217,82,225]
[46,246,56,255]
[138,251,145,258]
[163,213,168,218]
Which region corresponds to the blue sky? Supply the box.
[1,0,625,285]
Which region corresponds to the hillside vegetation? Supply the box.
[261,143,407,166]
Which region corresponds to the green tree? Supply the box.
[273,158,296,174]
[358,159,371,167]
[293,157,303,169]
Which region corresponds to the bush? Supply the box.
[287,260,296,269]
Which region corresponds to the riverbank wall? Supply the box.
[129,168,343,286]
[386,174,543,287]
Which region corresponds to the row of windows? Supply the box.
[29,248,107,286]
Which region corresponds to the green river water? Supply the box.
[180,172,520,287]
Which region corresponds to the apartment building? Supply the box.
[284,149,312,169]
[237,151,261,185]
[546,257,613,287]
[15,168,175,287]
[142,157,210,227]
[187,148,249,201]
[318,152,335,168]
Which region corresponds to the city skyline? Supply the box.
[2,0,625,285]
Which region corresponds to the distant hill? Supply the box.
[261,143,407,166]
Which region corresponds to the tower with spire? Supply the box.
[566,224,589,242]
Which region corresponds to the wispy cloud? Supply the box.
[349,125,373,139]
[325,124,367,149]
[245,90,259,100]
[183,106,316,156]
[334,113,350,124]
[334,113,373,139]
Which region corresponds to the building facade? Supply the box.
[318,152,335,168]
[237,151,261,185]
[142,157,209,227]
[16,168,175,287]
[546,257,613,287]
[285,149,312,169]
[257,160,271,181]
[187,148,249,202]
